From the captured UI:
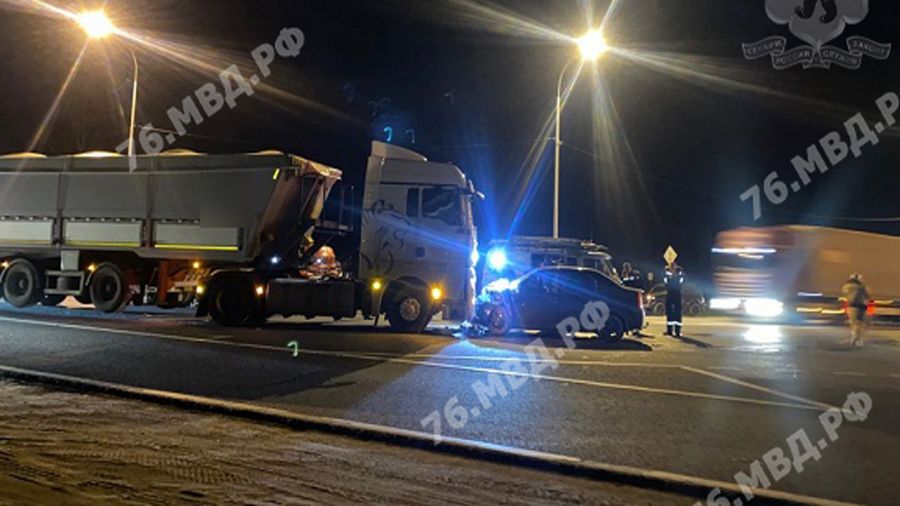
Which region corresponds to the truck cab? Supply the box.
[359,142,479,330]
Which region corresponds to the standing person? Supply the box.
[664,263,684,337]
[620,262,633,284]
[842,273,870,349]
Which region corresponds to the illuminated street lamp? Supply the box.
[76,10,139,161]
[76,11,115,39]
[553,29,608,239]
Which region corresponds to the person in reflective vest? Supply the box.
[664,263,684,337]
[842,273,870,349]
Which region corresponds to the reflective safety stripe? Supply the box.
[667,321,683,326]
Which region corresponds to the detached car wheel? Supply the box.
[487,305,511,336]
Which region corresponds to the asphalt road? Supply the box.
[0,302,897,505]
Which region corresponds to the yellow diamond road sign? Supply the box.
[664,246,678,265]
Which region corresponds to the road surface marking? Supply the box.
[833,372,866,377]
[891,374,900,379]
[0,316,824,412]
[361,352,681,368]
[705,366,742,372]
[0,364,866,506]
[679,366,835,411]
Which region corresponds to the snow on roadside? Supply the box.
[0,380,679,505]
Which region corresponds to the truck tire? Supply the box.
[89,263,131,313]
[599,314,626,343]
[208,279,255,327]
[386,288,431,333]
[2,259,42,308]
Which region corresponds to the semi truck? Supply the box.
[711,225,900,319]
[0,141,479,332]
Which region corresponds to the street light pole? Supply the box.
[552,29,608,240]
[554,57,577,240]
[75,10,139,163]
[125,47,139,160]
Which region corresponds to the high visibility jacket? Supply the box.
[842,280,870,308]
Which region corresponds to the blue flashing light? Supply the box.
[487,248,508,272]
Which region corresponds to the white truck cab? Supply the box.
[360,142,479,327]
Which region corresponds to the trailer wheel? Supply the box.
[386,288,431,333]
[208,279,255,327]
[2,259,42,308]
[89,263,132,313]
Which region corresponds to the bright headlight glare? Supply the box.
[710,297,742,311]
[745,298,784,318]
[487,248,508,272]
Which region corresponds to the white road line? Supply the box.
[705,366,742,372]
[0,316,823,412]
[362,352,681,368]
[833,372,866,377]
[679,366,836,411]
[0,364,864,506]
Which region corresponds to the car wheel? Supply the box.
[2,259,42,308]
[487,305,511,336]
[89,263,132,313]
[599,315,626,342]
[652,303,666,316]
[687,303,703,317]
[387,288,431,333]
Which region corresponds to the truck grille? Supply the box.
[715,268,770,299]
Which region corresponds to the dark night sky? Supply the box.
[0,0,898,283]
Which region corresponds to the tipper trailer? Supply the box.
[0,142,479,332]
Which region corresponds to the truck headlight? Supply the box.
[710,298,741,310]
[745,298,783,318]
